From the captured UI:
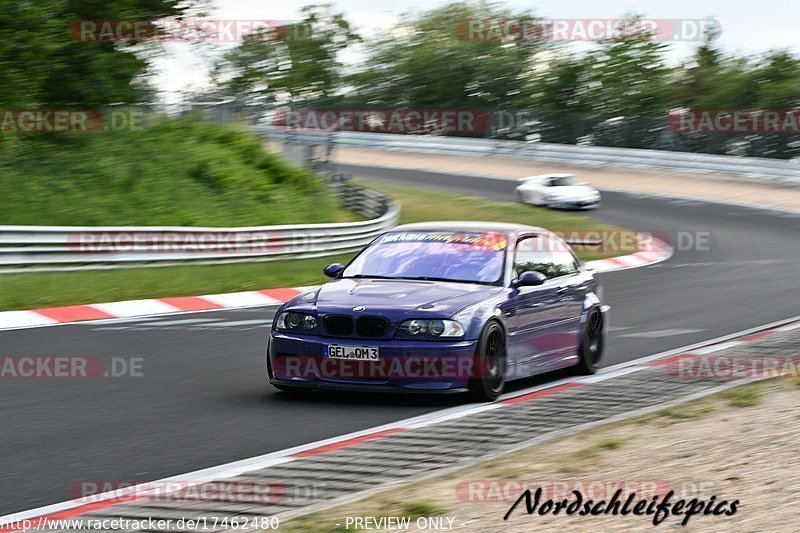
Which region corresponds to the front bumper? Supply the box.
[268,332,479,392]
[549,199,600,210]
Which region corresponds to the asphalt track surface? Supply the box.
[1,164,799,515]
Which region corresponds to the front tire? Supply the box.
[468,321,507,402]
[574,309,604,374]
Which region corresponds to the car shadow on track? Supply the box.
[263,368,575,408]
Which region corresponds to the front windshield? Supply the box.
[550,176,576,187]
[343,231,507,285]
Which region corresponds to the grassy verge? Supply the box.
[0,179,634,311]
[0,256,355,311]
[360,180,633,261]
[0,117,354,226]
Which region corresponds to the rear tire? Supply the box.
[574,309,604,374]
[468,321,507,402]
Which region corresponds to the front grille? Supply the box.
[356,316,389,338]
[324,315,353,336]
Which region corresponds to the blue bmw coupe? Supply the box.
[267,222,608,401]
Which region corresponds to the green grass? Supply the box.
[400,501,448,518]
[559,436,630,473]
[0,117,353,226]
[280,502,447,533]
[722,384,763,407]
[280,514,356,533]
[0,177,634,311]
[360,180,635,260]
[0,255,354,311]
[652,402,717,422]
[595,437,626,450]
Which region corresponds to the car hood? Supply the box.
[548,185,598,198]
[312,278,503,318]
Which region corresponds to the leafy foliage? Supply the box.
[0,118,340,226]
[346,2,539,109]
[0,0,190,108]
[214,4,360,106]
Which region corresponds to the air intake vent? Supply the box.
[324,315,353,336]
[356,316,389,338]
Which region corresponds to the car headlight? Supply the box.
[399,319,465,337]
[276,311,317,332]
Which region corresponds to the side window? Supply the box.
[513,236,554,279]
[550,250,580,277]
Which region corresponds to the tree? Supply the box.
[214,4,360,107]
[527,53,594,143]
[0,0,190,109]
[346,2,541,111]
[579,16,676,148]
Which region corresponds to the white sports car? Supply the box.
[513,174,601,210]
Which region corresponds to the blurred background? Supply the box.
[3,0,800,151]
[2,1,800,523]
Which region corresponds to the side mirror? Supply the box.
[323,263,345,278]
[511,271,547,288]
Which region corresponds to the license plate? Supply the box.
[326,345,380,361]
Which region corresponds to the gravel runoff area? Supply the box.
[285,379,800,532]
[333,146,800,213]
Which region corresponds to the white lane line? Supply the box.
[576,366,647,383]
[102,317,170,324]
[618,328,704,338]
[203,319,273,327]
[4,314,800,523]
[689,341,743,355]
[777,322,800,332]
[93,319,272,331]
[404,403,505,429]
[140,318,223,326]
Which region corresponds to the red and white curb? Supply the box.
[0,287,313,332]
[585,233,672,273]
[0,236,671,333]
[2,313,798,529]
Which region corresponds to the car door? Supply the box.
[546,241,590,359]
[502,235,561,373]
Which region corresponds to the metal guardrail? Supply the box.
[255,127,800,183]
[0,181,399,273]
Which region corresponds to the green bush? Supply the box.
[0,117,345,226]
